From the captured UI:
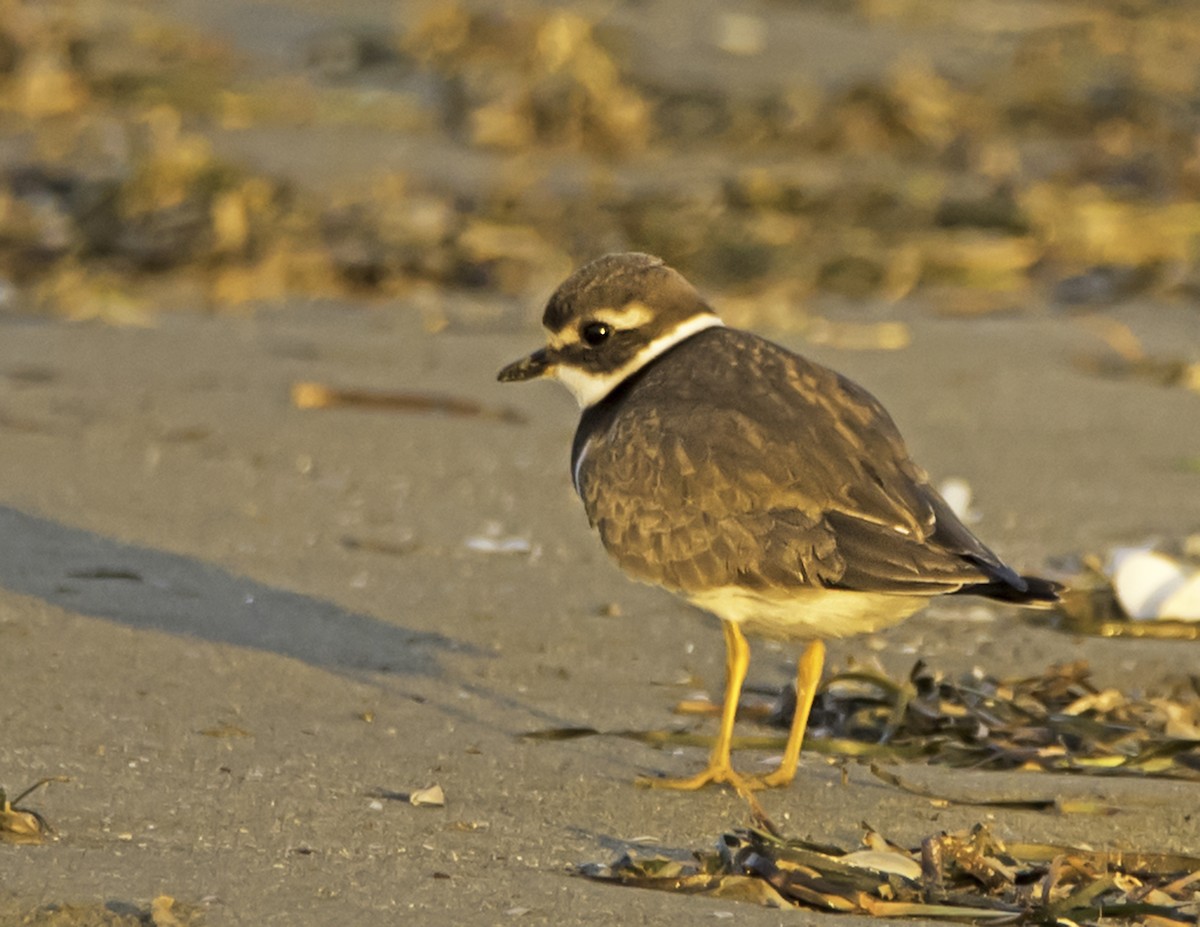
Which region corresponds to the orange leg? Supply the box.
[761,639,825,788]
[638,620,759,794]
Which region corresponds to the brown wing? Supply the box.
[575,329,1015,598]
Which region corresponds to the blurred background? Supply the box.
[2,0,1200,337]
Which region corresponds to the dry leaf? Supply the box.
[150,895,186,927]
[409,784,446,807]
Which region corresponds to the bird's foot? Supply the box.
[757,764,798,789]
[636,764,772,796]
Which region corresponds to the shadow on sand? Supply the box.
[0,505,472,676]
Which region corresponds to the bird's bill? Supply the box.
[497,348,552,383]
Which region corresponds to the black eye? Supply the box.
[581,322,613,347]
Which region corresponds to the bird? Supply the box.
[498,252,1060,795]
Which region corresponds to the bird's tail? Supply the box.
[957,574,1063,608]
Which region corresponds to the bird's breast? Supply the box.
[687,586,928,640]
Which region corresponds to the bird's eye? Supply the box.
[580,322,613,347]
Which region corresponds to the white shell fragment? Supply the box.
[1160,574,1200,620]
[1107,547,1200,622]
[937,477,979,524]
[464,535,533,555]
[464,520,537,556]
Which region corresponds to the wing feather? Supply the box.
[575,329,1011,598]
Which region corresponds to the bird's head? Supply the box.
[497,252,722,407]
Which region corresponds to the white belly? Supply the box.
[687,586,929,640]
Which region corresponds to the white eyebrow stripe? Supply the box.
[594,301,654,329]
[547,301,656,350]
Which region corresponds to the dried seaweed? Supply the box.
[803,660,1200,780]
[6,1,1200,315]
[0,776,67,845]
[1073,319,1200,398]
[527,661,1200,781]
[20,895,205,926]
[290,381,526,423]
[582,823,1200,924]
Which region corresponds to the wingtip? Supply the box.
[956,573,1064,607]
[1019,574,1066,603]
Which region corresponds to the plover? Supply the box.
[498,252,1059,794]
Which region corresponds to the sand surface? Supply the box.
[1,299,1198,924]
[2,0,1200,923]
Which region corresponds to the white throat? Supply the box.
[553,314,724,408]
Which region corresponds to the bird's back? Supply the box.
[572,327,1042,608]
